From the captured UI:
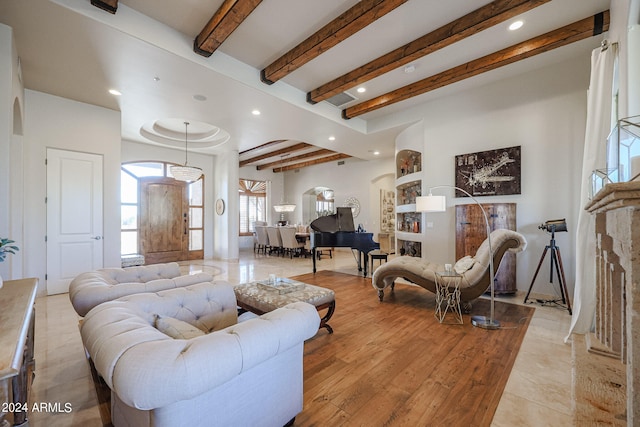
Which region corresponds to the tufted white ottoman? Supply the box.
[234,280,336,334]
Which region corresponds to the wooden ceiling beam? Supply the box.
[194,0,263,57]
[91,0,118,14]
[239,142,311,167]
[273,153,351,172]
[260,0,408,85]
[256,149,337,170]
[307,0,550,104]
[239,139,287,156]
[343,11,610,119]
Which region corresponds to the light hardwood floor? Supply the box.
[28,250,573,426]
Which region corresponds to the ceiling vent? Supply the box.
[326,92,357,108]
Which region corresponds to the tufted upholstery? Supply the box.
[81,282,320,427]
[69,262,213,316]
[372,229,527,304]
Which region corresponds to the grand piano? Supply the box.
[310,207,380,277]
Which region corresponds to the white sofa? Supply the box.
[69,262,212,316]
[81,282,320,427]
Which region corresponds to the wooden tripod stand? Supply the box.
[523,230,572,314]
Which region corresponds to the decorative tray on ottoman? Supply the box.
[256,278,306,294]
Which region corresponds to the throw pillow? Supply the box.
[454,256,475,274]
[155,315,205,339]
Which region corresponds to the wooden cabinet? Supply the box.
[455,203,516,294]
[0,278,37,427]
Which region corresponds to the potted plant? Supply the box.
[0,237,19,289]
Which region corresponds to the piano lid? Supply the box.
[310,207,355,233]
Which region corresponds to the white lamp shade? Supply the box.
[416,195,446,212]
[273,204,296,213]
[170,165,203,182]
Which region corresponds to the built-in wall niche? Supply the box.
[396,149,422,177]
[397,212,422,233]
[397,239,421,257]
[396,180,421,206]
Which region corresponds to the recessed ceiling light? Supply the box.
[328,136,336,141]
[193,94,207,101]
[252,109,261,116]
[357,87,366,93]
[509,20,524,31]
[373,151,380,155]
[108,89,121,96]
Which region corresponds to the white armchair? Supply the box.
[81,282,320,427]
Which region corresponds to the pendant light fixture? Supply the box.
[171,121,203,182]
[273,154,296,215]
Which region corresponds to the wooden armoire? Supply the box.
[455,203,517,294]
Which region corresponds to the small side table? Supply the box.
[434,271,463,324]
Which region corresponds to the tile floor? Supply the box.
[27,249,573,426]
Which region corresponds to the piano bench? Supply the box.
[369,250,389,272]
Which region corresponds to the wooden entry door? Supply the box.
[139,177,189,264]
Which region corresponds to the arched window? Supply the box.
[121,162,204,259]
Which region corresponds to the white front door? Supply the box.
[46,148,103,295]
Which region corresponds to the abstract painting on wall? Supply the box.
[455,146,521,197]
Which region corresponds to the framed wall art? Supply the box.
[380,189,395,232]
[455,146,521,197]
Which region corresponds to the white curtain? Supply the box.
[567,43,618,338]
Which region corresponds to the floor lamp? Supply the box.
[416,186,500,330]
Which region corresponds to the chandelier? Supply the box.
[273,154,296,214]
[170,121,203,182]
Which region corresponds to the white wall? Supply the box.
[213,150,239,261]
[24,90,121,295]
[0,24,25,281]
[407,55,591,296]
[285,156,396,232]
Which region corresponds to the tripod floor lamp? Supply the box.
[416,186,500,330]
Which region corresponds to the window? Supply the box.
[316,190,335,217]
[120,161,204,255]
[239,179,266,236]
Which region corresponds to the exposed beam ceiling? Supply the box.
[342,10,610,119]
[8,0,609,165]
[239,142,312,167]
[274,153,352,173]
[307,0,551,105]
[256,149,338,170]
[194,0,264,57]
[260,0,409,85]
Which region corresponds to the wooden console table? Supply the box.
[0,278,37,427]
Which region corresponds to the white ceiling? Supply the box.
[0,0,610,160]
